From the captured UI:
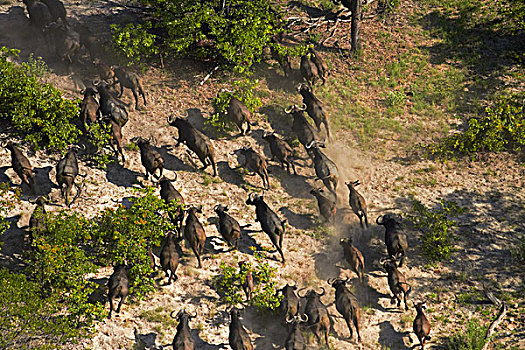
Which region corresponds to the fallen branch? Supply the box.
[322,19,341,45]
[481,302,508,350]
[199,65,220,86]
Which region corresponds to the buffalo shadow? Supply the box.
[378,321,411,350]
[105,162,141,188]
[157,144,196,173]
[0,215,26,271]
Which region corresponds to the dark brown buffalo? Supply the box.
[167,115,217,176]
[328,278,361,342]
[214,204,241,250]
[381,258,411,310]
[159,175,185,233]
[183,206,206,268]
[131,137,164,181]
[340,238,365,283]
[413,301,431,349]
[262,132,296,175]
[160,231,183,284]
[108,263,129,318]
[277,283,300,320]
[346,180,368,229]
[80,87,99,128]
[111,66,147,110]
[5,141,35,193]
[377,214,408,266]
[56,146,82,207]
[234,147,270,189]
[229,308,253,350]
[298,287,330,346]
[310,187,336,224]
[171,310,196,350]
[246,193,286,264]
[284,104,321,157]
[224,95,257,135]
[297,83,330,139]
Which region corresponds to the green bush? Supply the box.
[213,249,282,311]
[207,78,262,133]
[426,93,525,160]
[110,0,299,73]
[111,22,159,65]
[93,187,180,298]
[0,268,86,349]
[446,319,487,350]
[0,47,81,151]
[408,199,466,263]
[27,210,105,325]
[0,182,20,241]
[83,122,115,169]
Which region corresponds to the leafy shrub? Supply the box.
[408,199,466,263]
[207,78,262,133]
[27,210,105,325]
[213,250,282,311]
[83,122,115,169]
[23,53,49,77]
[0,47,81,151]
[0,268,86,349]
[110,0,298,73]
[426,93,525,160]
[383,90,406,107]
[110,22,159,65]
[446,319,487,350]
[0,182,20,241]
[93,187,180,298]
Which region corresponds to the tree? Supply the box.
[112,0,293,72]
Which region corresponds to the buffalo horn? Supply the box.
[297,287,309,298]
[327,278,336,285]
[298,103,307,111]
[317,286,326,296]
[284,105,294,114]
[376,215,384,225]
[167,114,174,124]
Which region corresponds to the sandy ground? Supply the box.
[0,0,523,349]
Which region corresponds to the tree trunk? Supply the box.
[351,0,362,52]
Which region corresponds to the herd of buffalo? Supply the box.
[3,0,434,349]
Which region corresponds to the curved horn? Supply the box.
[298,103,307,111]
[343,277,349,284]
[190,310,197,318]
[297,287,308,298]
[170,310,179,319]
[376,215,384,225]
[305,141,314,149]
[214,204,220,212]
[317,287,326,296]
[327,278,336,285]
[300,313,308,322]
[286,315,294,324]
[167,114,174,124]
[92,79,100,87]
[379,256,389,265]
[284,105,293,114]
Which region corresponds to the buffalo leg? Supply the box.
[108,297,114,318]
[116,294,126,313]
[132,89,140,110]
[346,319,353,340]
[191,246,202,268]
